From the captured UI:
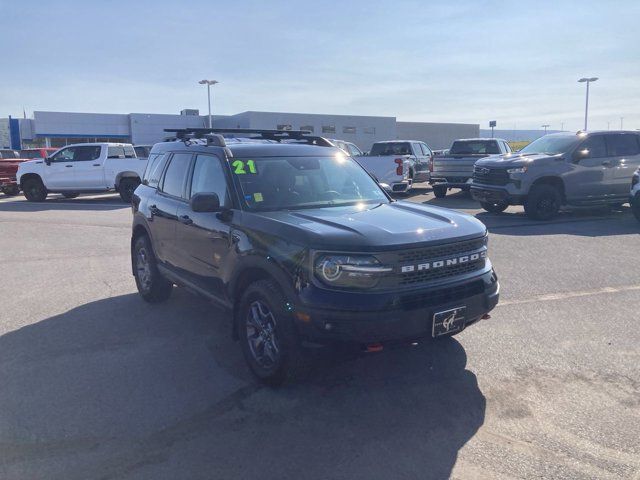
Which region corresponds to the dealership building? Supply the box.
[1,110,479,151]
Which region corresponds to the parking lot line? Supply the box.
[498,284,640,307]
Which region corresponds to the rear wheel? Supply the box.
[133,235,173,303]
[524,184,561,220]
[238,280,306,386]
[480,201,508,213]
[62,192,79,199]
[2,185,19,196]
[119,177,140,203]
[432,185,447,198]
[22,177,47,202]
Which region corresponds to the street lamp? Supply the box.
[541,124,550,134]
[620,117,624,129]
[578,77,598,131]
[198,79,219,128]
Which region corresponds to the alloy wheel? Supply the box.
[246,300,280,368]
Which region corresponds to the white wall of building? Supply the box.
[396,121,480,150]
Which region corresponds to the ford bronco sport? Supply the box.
[130,129,499,385]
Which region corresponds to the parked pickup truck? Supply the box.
[17,143,147,202]
[0,149,23,196]
[358,140,433,193]
[430,138,511,198]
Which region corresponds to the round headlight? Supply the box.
[321,258,341,281]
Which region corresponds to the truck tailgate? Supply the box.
[432,155,486,180]
[357,155,405,185]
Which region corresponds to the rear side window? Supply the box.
[190,154,229,207]
[160,153,192,198]
[370,142,412,156]
[606,134,640,156]
[143,153,167,188]
[420,143,432,156]
[123,145,136,158]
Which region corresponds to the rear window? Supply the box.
[143,153,168,188]
[20,149,44,159]
[450,141,500,155]
[0,150,18,159]
[370,142,412,156]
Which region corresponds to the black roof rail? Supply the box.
[163,128,334,147]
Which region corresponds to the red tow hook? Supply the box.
[365,343,384,353]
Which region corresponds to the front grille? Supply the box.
[373,237,488,288]
[398,258,486,285]
[472,166,510,186]
[397,238,485,263]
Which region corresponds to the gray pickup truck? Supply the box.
[429,138,511,198]
[471,131,640,220]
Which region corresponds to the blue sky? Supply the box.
[2,0,639,131]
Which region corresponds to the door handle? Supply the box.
[65,165,73,168]
[92,163,101,167]
[179,215,193,225]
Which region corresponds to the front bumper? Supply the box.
[471,185,526,205]
[294,269,499,344]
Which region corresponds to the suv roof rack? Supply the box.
[164,128,334,147]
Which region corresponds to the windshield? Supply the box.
[370,142,411,156]
[450,140,500,155]
[231,155,388,211]
[519,135,580,155]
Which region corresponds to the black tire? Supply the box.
[432,185,447,198]
[238,279,306,386]
[119,177,140,203]
[22,177,47,202]
[632,196,640,222]
[62,192,79,199]
[133,235,173,303]
[2,185,20,196]
[524,184,561,220]
[480,201,508,214]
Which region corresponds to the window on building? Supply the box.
[300,125,314,133]
[322,125,336,134]
[343,126,356,134]
[363,127,376,135]
[160,153,192,198]
[277,124,293,131]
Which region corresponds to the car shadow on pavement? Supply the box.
[0,195,127,212]
[0,290,485,480]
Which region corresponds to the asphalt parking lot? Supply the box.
[0,188,639,480]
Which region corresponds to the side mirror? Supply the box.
[190,192,220,212]
[45,157,52,165]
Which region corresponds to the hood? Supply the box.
[240,201,486,251]
[475,152,556,167]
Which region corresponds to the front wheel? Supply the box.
[238,280,306,386]
[133,235,173,303]
[119,177,140,203]
[22,177,47,202]
[432,185,447,198]
[480,201,508,213]
[524,184,561,220]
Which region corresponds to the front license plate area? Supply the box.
[432,306,466,337]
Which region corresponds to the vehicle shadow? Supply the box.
[421,189,477,209]
[0,291,484,480]
[0,194,127,212]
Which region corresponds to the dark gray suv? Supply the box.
[471,131,640,220]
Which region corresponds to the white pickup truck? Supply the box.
[358,140,432,193]
[17,143,148,202]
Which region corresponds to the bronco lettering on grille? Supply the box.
[401,251,486,273]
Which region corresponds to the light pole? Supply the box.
[198,79,219,128]
[541,124,550,134]
[578,77,598,131]
[620,117,624,129]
